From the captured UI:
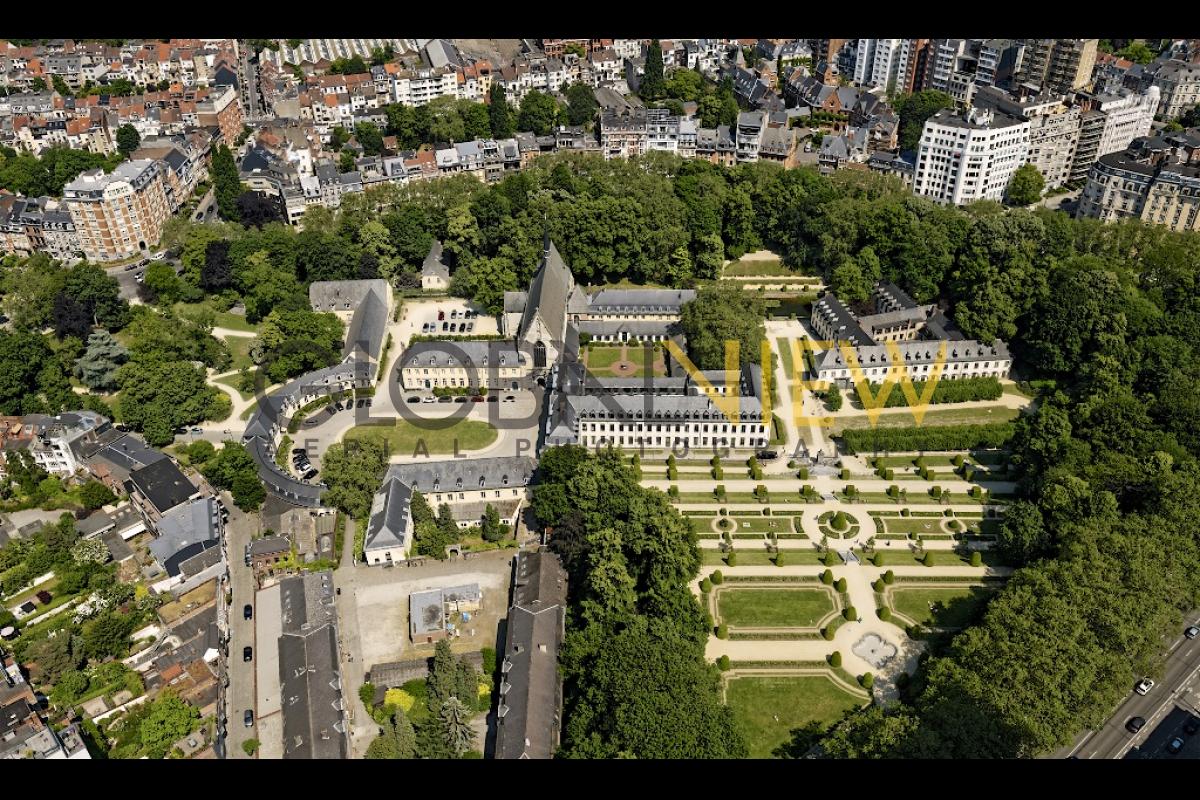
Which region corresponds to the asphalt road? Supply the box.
[220,497,264,758]
[1060,623,1200,759]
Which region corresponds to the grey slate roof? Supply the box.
[364,476,411,555]
[383,456,536,495]
[421,240,449,281]
[400,340,527,370]
[148,497,220,577]
[520,239,575,345]
[495,551,567,760]
[279,620,346,760]
[308,278,389,312]
[342,280,388,363]
[586,288,696,314]
[127,458,198,516]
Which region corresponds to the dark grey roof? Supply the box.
[384,456,536,495]
[811,293,872,346]
[364,476,411,555]
[586,288,696,314]
[148,497,221,577]
[400,340,527,370]
[279,622,347,760]
[421,240,449,280]
[308,279,389,311]
[520,239,575,346]
[503,291,528,314]
[495,551,567,760]
[127,458,198,516]
[249,536,291,557]
[342,281,388,363]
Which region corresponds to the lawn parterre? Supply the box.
[725,675,866,759]
[888,585,999,629]
[343,418,498,456]
[716,587,836,629]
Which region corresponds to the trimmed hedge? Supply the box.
[841,422,1015,454]
[877,376,1003,408]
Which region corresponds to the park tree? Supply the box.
[517,90,561,136]
[439,696,477,756]
[679,282,767,370]
[201,239,233,291]
[641,41,665,100]
[488,84,514,138]
[116,124,140,158]
[354,122,385,156]
[565,82,599,126]
[1006,164,1045,206]
[366,709,416,759]
[320,439,388,518]
[74,331,129,391]
[210,144,242,222]
[236,192,280,228]
[894,90,954,152]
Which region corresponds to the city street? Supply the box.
[220,494,265,758]
[1057,621,1200,759]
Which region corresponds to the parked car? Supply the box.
[1167,736,1185,755]
[1126,716,1146,733]
[243,646,253,662]
[487,395,498,402]
[465,322,474,332]
[304,417,320,426]
[442,322,449,331]
[448,323,457,332]
[291,448,306,456]
[471,395,484,402]
[437,311,445,320]
[124,262,138,271]
[244,709,254,727]
[503,395,515,403]
[135,272,145,283]
[1135,678,1155,696]
[454,396,467,404]
[356,399,367,409]
[190,427,203,434]
[438,396,453,403]
[243,604,253,620]
[365,398,372,407]
[1186,625,1199,639]
[303,469,318,481]
[407,396,420,404]
[421,396,437,404]
[1184,717,1200,735]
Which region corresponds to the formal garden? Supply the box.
[713,584,839,632]
[724,674,867,759]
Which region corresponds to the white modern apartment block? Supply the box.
[390,67,459,106]
[1149,60,1200,119]
[63,160,170,262]
[913,107,1031,206]
[1095,86,1160,158]
[853,38,910,93]
[974,87,1081,189]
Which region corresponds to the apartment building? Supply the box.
[194,84,242,144]
[1149,59,1200,119]
[0,195,80,261]
[63,159,170,262]
[1017,39,1098,95]
[600,106,647,159]
[913,107,1031,206]
[925,39,1021,95]
[399,340,531,391]
[390,67,459,106]
[736,111,764,163]
[974,86,1080,189]
[853,38,925,94]
[1077,129,1200,232]
[1068,87,1159,183]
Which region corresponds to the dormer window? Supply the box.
[456,478,463,489]
[479,476,485,487]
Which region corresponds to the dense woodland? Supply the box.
[5,150,1200,755]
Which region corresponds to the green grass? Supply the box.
[723,257,813,277]
[717,588,835,629]
[4,576,60,607]
[214,374,255,401]
[875,517,948,535]
[223,334,256,372]
[344,418,498,457]
[890,585,998,629]
[701,550,825,566]
[583,345,664,378]
[776,339,796,379]
[831,405,1020,433]
[726,675,865,759]
[727,517,791,533]
[173,300,259,333]
[869,550,1003,567]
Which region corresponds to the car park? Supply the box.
[243,604,253,620]
[244,709,254,727]
[1135,678,1155,696]
[303,469,319,480]
[1186,625,1199,639]
[1126,716,1146,733]
[243,646,253,662]
[1167,736,1185,754]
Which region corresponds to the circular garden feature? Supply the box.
[817,511,861,539]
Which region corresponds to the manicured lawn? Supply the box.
[876,517,948,535]
[868,550,1002,567]
[215,374,255,401]
[726,675,865,759]
[717,587,835,629]
[723,257,812,277]
[344,418,498,456]
[223,334,256,372]
[831,405,1020,433]
[701,550,825,566]
[584,345,664,378]
[727,517,791,533]
[890,585,998,629]
[173,300,259,333]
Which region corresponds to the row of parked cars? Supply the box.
[405,394,512,405]
[302,397,372,428]
[422,320,474,334]
[291,448,318,481]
